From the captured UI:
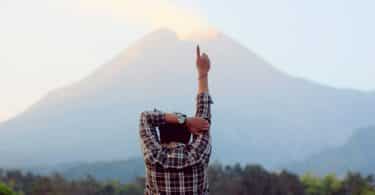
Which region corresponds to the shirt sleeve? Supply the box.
[139,109,166,166]
[195,92,213,123]
[139,93,213,169]
[190,92,213,164]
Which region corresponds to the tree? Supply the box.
[0,182,16,195]
[341,172,375,195]
[321,174,341,195]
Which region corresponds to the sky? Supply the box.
[0,0,374,122]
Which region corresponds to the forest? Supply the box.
[1,163,375,195]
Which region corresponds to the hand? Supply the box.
[196,45,210,78]
[185,117,210,135]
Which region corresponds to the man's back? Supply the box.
[145,147,209,194]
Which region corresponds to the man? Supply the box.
[139,45,213,195]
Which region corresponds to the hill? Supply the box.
[286,126,375,176]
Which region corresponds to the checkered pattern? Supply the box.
[139,92,213,195]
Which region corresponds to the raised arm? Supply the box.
[195,45,212,122]
[188,45,213,165]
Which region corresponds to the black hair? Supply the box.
[158,123,191,144]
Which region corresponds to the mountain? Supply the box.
[286,126,375,176]
[24,158,145,183]
[1,29,374,168]
[61,158,145,183]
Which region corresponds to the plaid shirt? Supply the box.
[139,92,213,195]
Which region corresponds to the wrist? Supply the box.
[185,117,192,129]
[198,73,208,80]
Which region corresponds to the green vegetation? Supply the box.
[0,182,16,195]
[1,164,374,195]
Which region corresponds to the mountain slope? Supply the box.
[62,158,145,183]
[1,29,374,168]
[286,126,375,176]
[25,158,145,183]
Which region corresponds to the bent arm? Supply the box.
[139,110,183,165]
[139,110,165,165]
[139,106,212,169]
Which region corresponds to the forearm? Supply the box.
[165,113,180,124]
[140,111,182,166]
[198,75,209,94]
[140,110,166,128]
[141,110,182,128]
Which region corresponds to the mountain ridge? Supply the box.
[286,126,375,176]
[1,29,374,169]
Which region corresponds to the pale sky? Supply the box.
[0,0,374,122]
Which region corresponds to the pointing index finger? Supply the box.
[196,45,200,59]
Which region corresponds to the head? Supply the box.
[158,123,191,144]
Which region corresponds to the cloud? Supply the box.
[78,0,217,39]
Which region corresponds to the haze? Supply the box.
[0,0,374,122]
